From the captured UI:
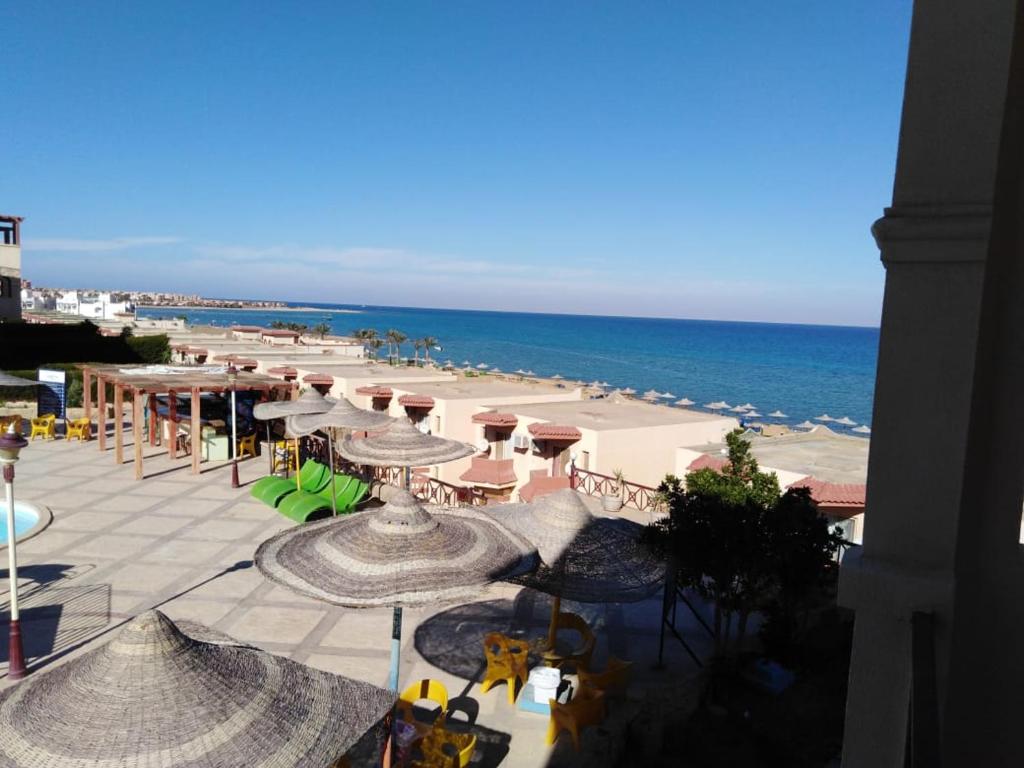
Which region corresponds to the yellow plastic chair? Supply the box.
[0,415,22,434]
[397,679,449,736]
[578,656,633,701]
[237,433,257,458]
[29,415,56,440]
[481,632,530,704]
[273,439,299,473]
[66,417,92,442]
[542,612,596,672]
[411,724,477,768]
[546,686,606,750]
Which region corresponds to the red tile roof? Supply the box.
[356,386,393,398]
[231,325,264,333]
[472,411,518,427]
[267,366,297,378]
[398,394,435,409]
[789,477,866,512]
[527,423,582,441]
[687,455,729,472]
[261,329,300,338]
[232,358,258,368]
[459,457,517,486]
[302,373,334,385]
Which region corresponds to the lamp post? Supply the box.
[228,365,239,489]
[0,422,29,680]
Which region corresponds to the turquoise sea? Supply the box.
[139,304,880,429]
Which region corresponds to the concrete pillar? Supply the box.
[113,385,123,465]
[82,368,91,423]
[133,389,143,481]
[839,1,1019,765]
[190,386,201,474]
[97,375,106,452]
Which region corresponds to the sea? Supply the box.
[137,304,880,430]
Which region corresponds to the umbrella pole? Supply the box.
[389,605,403,691]
[295,437,302,490]
[546,595,562,651]
[328,431,338,515]
[266,423,273,475]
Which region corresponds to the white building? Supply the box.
[56,290,135,320]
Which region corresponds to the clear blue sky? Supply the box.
[2,1,912,326]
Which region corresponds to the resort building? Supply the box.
[54,290,135,320]
[0,214,23,321]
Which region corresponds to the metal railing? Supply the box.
[368,465,485,507]
[569,466,664,515]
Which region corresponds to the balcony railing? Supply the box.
[569,465,664,516]
[368,465,485,507]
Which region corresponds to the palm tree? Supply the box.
[312,322,331,339]
[412,338,423,363]
[368,337,384,359]
[421,336,438,364]
[385,329,407,362]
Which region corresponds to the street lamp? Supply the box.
[0,422,28,680]
[227,365,239,489]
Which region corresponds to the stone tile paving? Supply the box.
[0,431,712,767]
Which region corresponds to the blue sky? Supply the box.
[3,1,911,326]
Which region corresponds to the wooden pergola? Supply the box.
[80,364,296,480]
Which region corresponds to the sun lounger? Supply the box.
[249,461,331,508]
[276,489,333,522]
[318,475,369,514]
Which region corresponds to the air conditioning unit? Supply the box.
[512,433,531,451]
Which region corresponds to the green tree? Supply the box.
[269,320,287,329]
[421,336,438,364]
[385,329,407,362]
[312,322,331,339]
[412,338,423,363]
[368,337,384,359]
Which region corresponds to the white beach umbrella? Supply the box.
[491,367,502,374]
[739,403,755,411]
[660,391,675,399]
[768,410,788,418]
[476,363,489,370]
[525,370,536,376]
[834,416,856,426]
[462,360,472,367]
[675,397,695,407]
[852,425,871,434]
[515,369,528,375]
[551,374,564,380]
[643,389,659,399]
[795,420,816,429]
[705,401,730,410]
[814,414,835,422]
[745,410,762,418]
[730,405,749,413]
[620,387,636,395]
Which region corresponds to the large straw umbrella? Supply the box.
[256,491,536,692]
[483,489,664,653]
[285,397,394,515]
[337,419,475,490]
[0,610,394,767]
[253,388,333,478]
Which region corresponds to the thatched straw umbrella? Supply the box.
[256,491,536,691]
[253,388,333,478]
[285,398,394,514]
[0,610,394,767]
[483,489,664,652]
[337,419,474,489]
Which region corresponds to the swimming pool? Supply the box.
[0,500,51,545]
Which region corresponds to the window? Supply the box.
[0,277,10,298]
[580,450,590,470]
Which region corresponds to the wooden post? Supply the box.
[168,390,177,459]
[82,368,92,422]
[97,375,107,451]
[133,389,144,480]
[113,384,124,465]
[148,393,158,446]
[191,386,201,474]
[291,383,300,400]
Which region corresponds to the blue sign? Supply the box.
[37,369,67,420]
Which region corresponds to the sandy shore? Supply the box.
[138,305,361,314]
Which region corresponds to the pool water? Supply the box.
[0,501,40,541]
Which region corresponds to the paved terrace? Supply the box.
[0,432,710,767]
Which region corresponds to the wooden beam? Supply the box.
[168,390,177,459]
[148,393,158,446]
[191,386,201,474]
[133,389,144,480]
[114,385,124,464]
[97,375,107,451]
[82,368,92,423]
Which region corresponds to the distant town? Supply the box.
[18,282,286,321]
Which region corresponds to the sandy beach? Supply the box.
[138,304,361,314]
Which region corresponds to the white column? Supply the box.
[839,1,1021,765]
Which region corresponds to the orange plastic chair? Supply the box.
[542,612,596,672]
[546,686,606,750]
[29,415,56,440]
[397,679,449,736]
[411,725,477,768]
[578,656,633,701]
[66,417,92,442]
[481,632,530,704]
[237,433,257,458]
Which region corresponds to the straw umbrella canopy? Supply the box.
[852,425,872,434]
[642,389,659,399]
[660,391,675,399]
[0,370,39,388]
[483,489,664,651]
[796,420,817,429]
[0,610,394,767]
[620,387,636,396]
[814,413,835,422]
[705,401,730,410]
[256,490,536,691]
[730,405,749,413]
[675,397,695,407]
[338,419,475,471]
[476,362,489,370]
[286,398,395,515]
[745,410,762,419]
[768,409,788,418]
[253,388,334,477]
[524,370,536,376]
[834,416,857,426]
[551,374,564,380]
